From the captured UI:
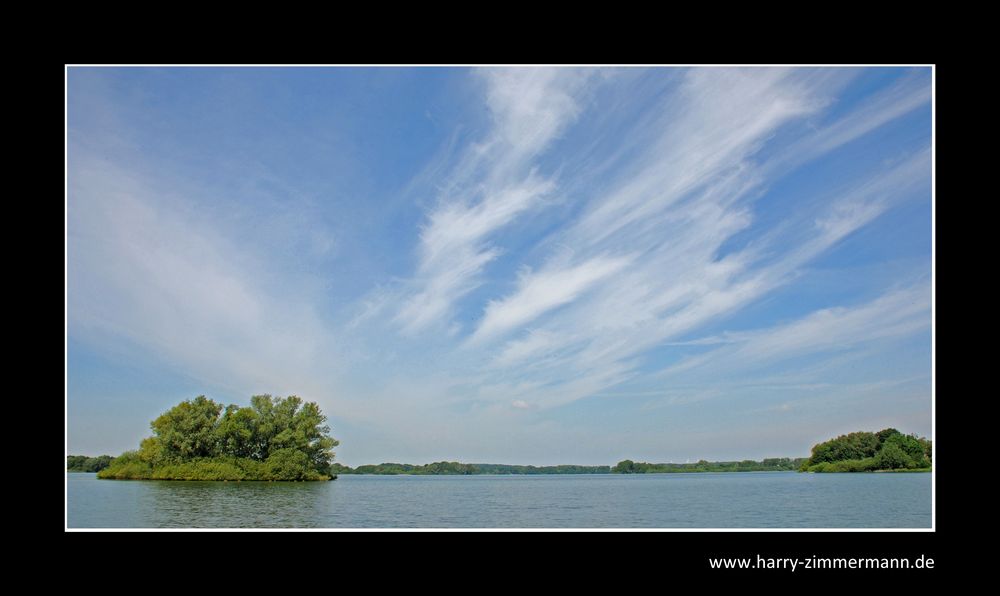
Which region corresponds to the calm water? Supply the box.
[67,472,931,528]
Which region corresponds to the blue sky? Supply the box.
[67,67,932,465]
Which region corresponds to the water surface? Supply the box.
[67,471,931,528]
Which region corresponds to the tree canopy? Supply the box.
[801,428,931,472]
[98,395,339,481]
[67,455,114,473]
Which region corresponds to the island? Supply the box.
[799,428,932,472]
[97,395,339,481]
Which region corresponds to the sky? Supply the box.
[66,66,932,466]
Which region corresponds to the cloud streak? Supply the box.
[451,69,932,409]
[469,254,632,344]
[661,283,931,379]
[395,68,594,334]
[67,153,340,401]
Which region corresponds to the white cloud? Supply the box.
[457,70,931,410]
[394,69,595,333]
[763,69,931,175]
[67,154,340,401]
[661,283,931,379]
[570,68,822,249]
[469,254,632,344]
[491,329,566,368]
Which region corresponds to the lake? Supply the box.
[66,471,931,528]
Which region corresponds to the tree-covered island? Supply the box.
[97,395,339,481]
[799,428,932,472]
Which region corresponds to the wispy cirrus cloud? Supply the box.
[468,254,632,345]
[395,68,595,334]
[451,69,931,409]
[67,153,340,400]
[660,282,931,380]
[69,67,932,462]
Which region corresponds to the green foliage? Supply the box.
[336,462,615,475]
[99,394,338,481]
[215,404,258,459]
[422,461,478,475]
[97,454,332,481]
[471,464,612,474]
[882,433,930,468]
[264,448,326,481]
[802,429,932,472]
[348,461,477,475]
[67,454,114,472]
[148,459,248,481]
[611,458,806,474]
[872,442,910,470]
[876,428,901,444]
[97,451,153,479]
[808,458,878,473]
[614,460,636,474]
[151,395,223,460]
[297,458,812,476]
[328,463,355,475]
[809,431,881,464]
[138,436,166,466]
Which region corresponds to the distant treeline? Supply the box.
[329,458,806,475]
[801,428,931,472]
[67,455,114,473]
[331,462,611,475]
[612,458,806,474]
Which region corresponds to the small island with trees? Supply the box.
[96,395,339,481]
[798,428,931,472]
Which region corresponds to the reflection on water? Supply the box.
[67,471,932,528]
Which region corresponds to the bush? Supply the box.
[805,458,878,473]
[149,460,247,481]
[872,442,910,470]
[97,451,154,479]
[95,452,334,481]
[264,449,324,481]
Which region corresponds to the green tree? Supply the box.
[873,441,910,470]
[883,433,929,468]
[215,404,258,459]
[248,395,338,468]
[809,431,880,464]
[614,459,636,474]
[264,448,317,480]
[875,428,901,445]
[151,395,223,460]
